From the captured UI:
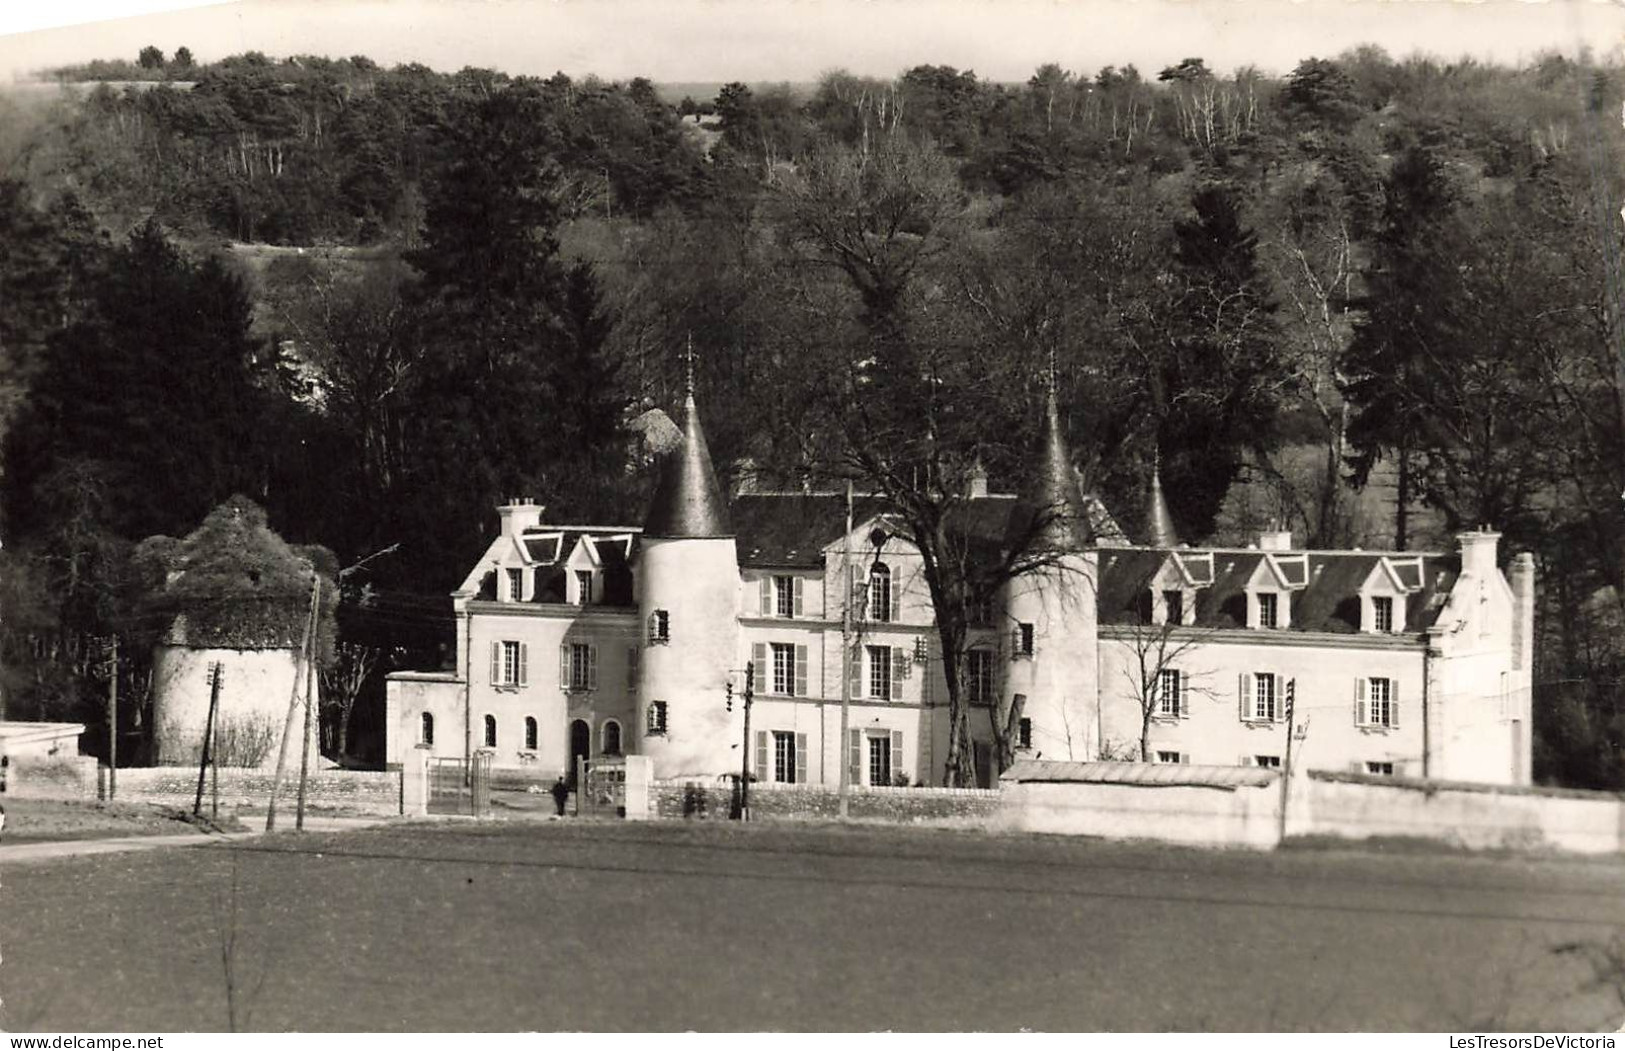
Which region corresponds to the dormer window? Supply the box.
[1257,592,1279,629]
[506,568,524,602]
[575,569,593,606]
[1372,595,1394,633]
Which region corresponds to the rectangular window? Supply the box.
[648,609,669,644]
[774,575,795,618]
[1368,677,1393,727]
[868,734,892,786]
[1366,761,1395,776]
[569,643,592,691]
[502,641,521,685]
[869,567,893,622]
[1373,595,1394,633]
[1254,755,1281,769]
[1258,593,1278,629]
[575,570,592,606]
[969,596,993,626]
[506,568,523,602]
[773,730,797,784]
[1156,750,1185,764]
[1158,668,1183,717]
[867,645,892,700]
[1163,590,1183,625]
[1254,672,1278,721]
[772,642,795,696]
[1014,623,1035,658]
[647,701,668,735]
[967,650,995,705]
[1018,716,1032,749]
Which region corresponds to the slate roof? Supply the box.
[1095,546,1460,633]
[730,492,1042,569]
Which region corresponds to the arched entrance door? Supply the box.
[569,719,591,788]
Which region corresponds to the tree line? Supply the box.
[0,45,1621,784]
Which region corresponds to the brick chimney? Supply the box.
[966,461,989,500]
[1258,528,1293,551]
[497,498,544,537]
[1510,552,1535,672]
[1456,528,1501,578]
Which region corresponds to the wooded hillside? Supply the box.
[1,46,1620,784]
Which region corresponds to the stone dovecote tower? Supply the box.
[1001,387,1100,762]
[634,382,742,778]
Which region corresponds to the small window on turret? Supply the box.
[648,609,670,644]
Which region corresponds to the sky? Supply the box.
[1,0,1623,87]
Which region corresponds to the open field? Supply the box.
[0,798,240,844]
[2,819,1622,1032]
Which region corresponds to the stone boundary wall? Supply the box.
[1,755,101,800]
[652,779,1001,826]
[1293,770,1625,854]
[2,760,401,816]
[999,777,1282,849]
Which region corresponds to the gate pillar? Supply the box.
[401,745,430,817]
[623,755,653,821]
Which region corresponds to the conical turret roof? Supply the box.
[1031,387,1090,547]
[1145,452,1181,548]
[643,388,732,539]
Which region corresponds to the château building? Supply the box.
[385,383,1534,788]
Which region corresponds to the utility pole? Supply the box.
[1279,677,1299,844]
[267,575,319,831]
[738,662,754,821]
[106,636,118,802]
[195,663,221,817]
[838,480,853,819]
[295,615,319,831]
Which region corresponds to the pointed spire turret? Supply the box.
[1146,448,1181,548]
[644,349,731,539]
[1032,381,1090,547]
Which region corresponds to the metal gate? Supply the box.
[576,756,626,818]
[428,753,492,817]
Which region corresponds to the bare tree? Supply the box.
[1115,615,1217,762]
[318,641,389,759]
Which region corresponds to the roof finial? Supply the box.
[1046,346,1058,399]
[683,333,696,398]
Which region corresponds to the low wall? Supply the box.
[1000,778,1282,849]
[1,755,101,800]
[653,780,1002,827]
[1293,770,1625,854]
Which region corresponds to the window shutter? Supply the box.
[849,647,864,699]
[759,577,772,616]
[1355,677,1368,727]
[793,577,804,617]
[646,611,657,642]
[795,645,808,697]
[1389,681,1400,729]
[518,643,528,686]
[1239,672,1253,721]
[752,643,768,695]
[559,644,570,689]
[890,730,904,783]
[1240,755,1255,766]
[795,732,808,783]
[490,642,501,685]
[1179,671,1191,717]
[1276,671,1287,722]
[891,648,906,699]
[755,730,768,782]
[848,728,863,785]
[587,646,598,690]
[626,647,638,688]
[1010,628,1021,660]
